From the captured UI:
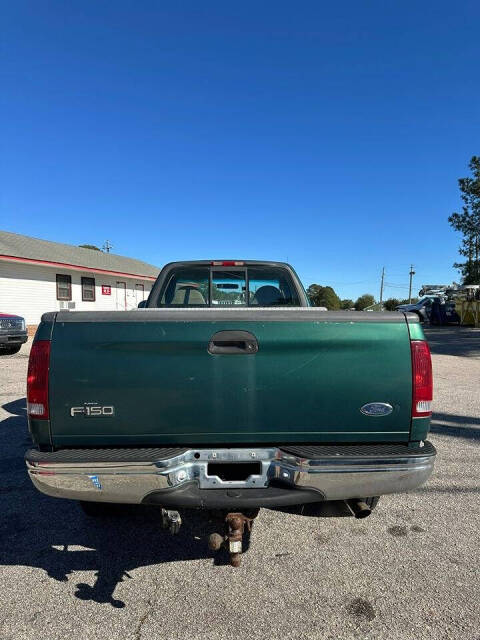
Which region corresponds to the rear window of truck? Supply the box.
[158,266,301,307]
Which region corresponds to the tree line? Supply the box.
[306,285,419,310]
[306,285,375,310]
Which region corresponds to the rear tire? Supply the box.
[0,345,21,355]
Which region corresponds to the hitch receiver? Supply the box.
[208,510,259,567]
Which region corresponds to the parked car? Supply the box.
[395,296,443,322]
[25,260,435,566]
[0,313,28,355]
[396,296,460,325]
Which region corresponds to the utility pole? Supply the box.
[408,265,415,303]
[379,267,385,309]
[102,240,113,253]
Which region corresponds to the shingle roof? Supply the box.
[0,230,160,278]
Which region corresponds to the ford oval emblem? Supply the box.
[360,402,394,417]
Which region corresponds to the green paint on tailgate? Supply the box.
[411,417,431,442]
[49,318,413,446]
[28,418,51,447]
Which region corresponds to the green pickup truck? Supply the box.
[25,260,435,565]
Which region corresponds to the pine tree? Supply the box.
[448,156,480,284]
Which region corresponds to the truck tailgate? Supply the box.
[48,309,413,446]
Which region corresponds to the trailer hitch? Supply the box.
[208,510,259,567]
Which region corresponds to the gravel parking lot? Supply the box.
[1,326,479,640]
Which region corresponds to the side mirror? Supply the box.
[137,300,148,308]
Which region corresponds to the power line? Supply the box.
[385,282,409,289]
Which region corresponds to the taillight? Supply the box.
[27,340,51,419]
[411,340,433,417]
[211,261,244,266]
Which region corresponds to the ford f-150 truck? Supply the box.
[25,261,435,565]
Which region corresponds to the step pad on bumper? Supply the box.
[279,442,435,458]
[26,442,434,464]
[26,447,188,464]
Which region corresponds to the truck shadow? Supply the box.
[423,326,480,357]
[0,398,248,608]
[431,412,480,440]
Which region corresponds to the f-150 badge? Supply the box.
[360,402,393,416]
[70,405,115,417]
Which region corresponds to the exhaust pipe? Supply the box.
[346,499,372,519]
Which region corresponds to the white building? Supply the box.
[0,230,160,326]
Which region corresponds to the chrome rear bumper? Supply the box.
[26,443,436,507]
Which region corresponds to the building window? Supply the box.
[56,274,72,301]
[81,277,96,301]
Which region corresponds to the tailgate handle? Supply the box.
[208,330,258,355]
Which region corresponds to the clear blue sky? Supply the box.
[2,1,479,301]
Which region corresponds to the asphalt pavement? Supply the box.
[0,326,479,640]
